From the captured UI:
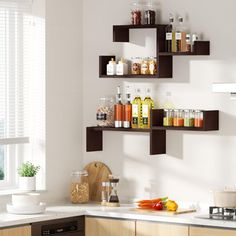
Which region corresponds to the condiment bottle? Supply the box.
[141,58,149,75]
[194,110,203,127]
[70,170,89,204]
[149,57,157,75]
[132,88,142,129]
[184,109,194,127]
[173,109,184,127]
[131,57,141,75]
[114,86,124,128]
[106,58,116,75]
[176,16,186,52]
[163,109,173,126]
[186,34,191,52]
[165,14,174,52]
[142,88,154,129]
[116,58,128,75]
[123,87,132,128]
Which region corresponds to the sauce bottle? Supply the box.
[123,87,132,128]
[132,88,142,129]
[142,88,154,129]
[114,86,123,128]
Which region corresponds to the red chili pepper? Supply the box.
[152,202,163,210]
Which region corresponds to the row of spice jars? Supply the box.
[131,57,158,75]
[163,109,204,128]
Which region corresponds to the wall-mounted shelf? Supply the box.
[99,25,210,79]
[86,109,219,155]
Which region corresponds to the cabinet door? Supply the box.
[86,217,135,236]
[136,221,188,236]
[0,226,31,236]
[190,226,236,236]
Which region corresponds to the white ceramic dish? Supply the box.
[7,202,46,215]
[12,193,40,206]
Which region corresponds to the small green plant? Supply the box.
[0,167,4,180]
[18,161,40,177]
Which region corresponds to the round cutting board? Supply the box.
[83,161,112,202]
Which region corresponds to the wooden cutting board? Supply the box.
[84,161,112,202]
[130,208,196,215]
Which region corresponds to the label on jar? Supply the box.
[166,32,172,40]
[97,113,107,121]
[176,32,182,40]
[142,104,149,125]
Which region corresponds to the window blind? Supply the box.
[0,0,32,144]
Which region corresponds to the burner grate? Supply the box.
[209,206,236,220]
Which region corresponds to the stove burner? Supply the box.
[209,206,236,220]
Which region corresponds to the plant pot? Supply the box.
[19,176,36,191]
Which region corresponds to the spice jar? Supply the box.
[141,58,149,75]
[184,109,194,127]
[173,109,184,127]
[131,57,141,75]
[96,97,114,127]
[144,3,156,25]
[131,2,142,25]
[149,57,157,75]
[194,110,204,128]
[163,109,173,126]
[70,170,89,204]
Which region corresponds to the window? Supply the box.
[0,0,45,190]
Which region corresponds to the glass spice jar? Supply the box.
[184,109,194,127]
[131,57,142,75]
[96,97,114,127]
[131,2,142,25]
[149,57,157,75]
[70,170,89,204]
[163,109,173,126]
[141,58,150,75]
[144,3,156,25]
[173,109,184,127]
[194,110,204,127]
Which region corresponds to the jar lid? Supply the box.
[71,170,88,176]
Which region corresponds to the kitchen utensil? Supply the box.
[130,208,196,215]
[7,202,46,215]
[83,161,112,202]
[213,190,236,207]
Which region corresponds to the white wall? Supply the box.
[44,0,83,202]
[83,0,236,204]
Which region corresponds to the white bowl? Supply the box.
[12,193,40,206]
[7,202,46,215]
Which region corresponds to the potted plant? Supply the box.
[18,162,40,191]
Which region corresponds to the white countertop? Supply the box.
[1,203,236,229]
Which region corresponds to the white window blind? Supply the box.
[0,0,45,189]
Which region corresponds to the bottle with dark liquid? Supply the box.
[114,86,124,128]
[165,14,174,52]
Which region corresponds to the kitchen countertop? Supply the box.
[1,203,236,229]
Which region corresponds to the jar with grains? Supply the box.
[96,97,114,127]
[70,170,89,204]
[131,2,142,25]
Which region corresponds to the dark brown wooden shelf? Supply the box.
[86,109,219,155]
[100,74,159,79]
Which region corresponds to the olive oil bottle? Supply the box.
[132,88,142,129]
[142,88,154,129]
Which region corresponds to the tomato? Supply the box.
[152,202,163,210]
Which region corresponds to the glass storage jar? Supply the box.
[144,2,156,25]
[131,2,142,25]
[163,109,173,126]
[141,58,150,75]
[70,170,89,204]
[173,109,184,127]
[194,110,204,127]
[96,97,114,127]
[131,57,142,75]
[184,109,194,127]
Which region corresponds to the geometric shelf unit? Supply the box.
[86,109,219,155]
[99,24,210,79]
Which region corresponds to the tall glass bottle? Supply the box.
[176,16,187,52]
[132,88,142,129]
[165,14,174,52]
[114,86,123,128]
[142,88,154,129]
[123,87,132,128]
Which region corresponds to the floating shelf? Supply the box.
[86,109,219,155]
[99,25,210,79]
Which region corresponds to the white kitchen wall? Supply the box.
[83,0,236,204]
[44,0,83,202]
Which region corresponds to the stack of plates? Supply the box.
[7,193,46,215]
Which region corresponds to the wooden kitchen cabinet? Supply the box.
[190,226,236,236]
[85,217,135,236]
[0,225,31,236]
[136,221,188,236]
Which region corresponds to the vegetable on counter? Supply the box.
[136,197,178,212]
